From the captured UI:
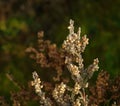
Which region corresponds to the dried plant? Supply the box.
[89,71,120,106]
[10,86,40,106]
[31,19,99,106]
[31,71,52,106]
[26,31,65,82]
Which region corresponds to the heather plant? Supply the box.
[0,1,120,105]
[89,71,120,106]
[30,20,99,106]
[0,19,119,106]
[26,31,65,82]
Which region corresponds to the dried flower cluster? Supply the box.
[31,71,52,106]
[11,87,40,106]
[89,71,120,106]
[31,20,99,106]
[26,31,65,82]
[52,82,67,105]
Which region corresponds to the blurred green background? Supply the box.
[0,0,120,105]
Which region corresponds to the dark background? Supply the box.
[0,0,120,105]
